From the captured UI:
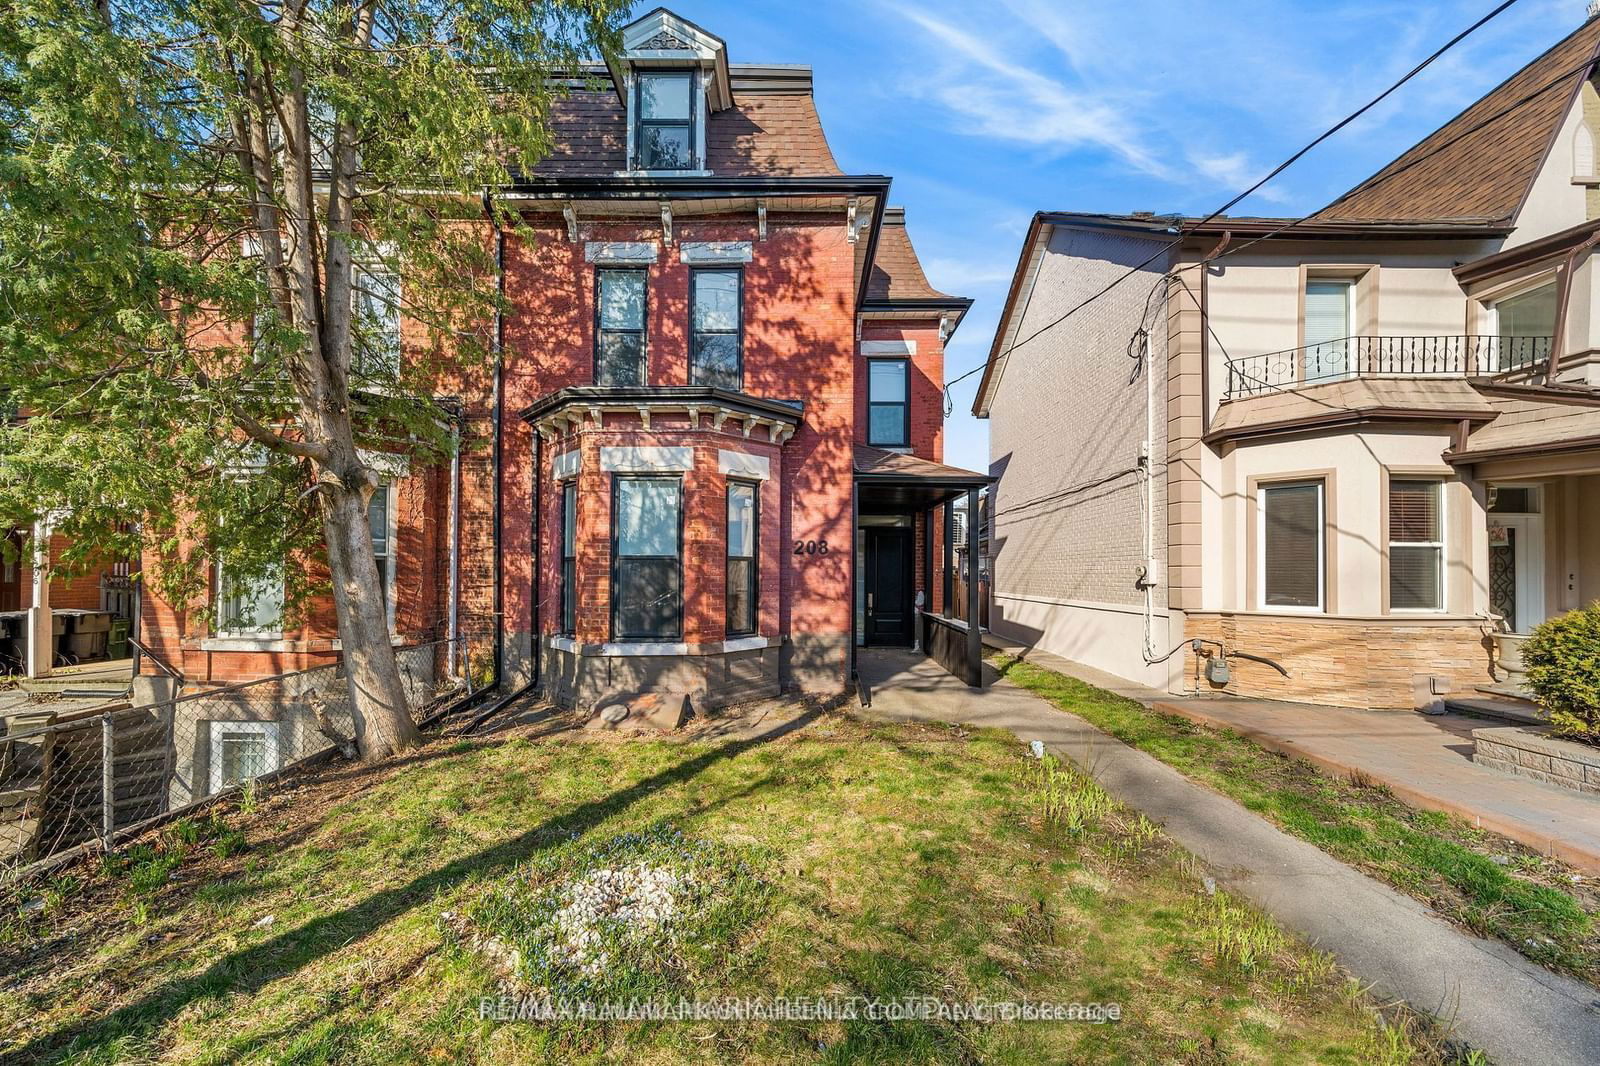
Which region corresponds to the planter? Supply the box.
[1493,632,1529,685]
[1473,725,1600,794]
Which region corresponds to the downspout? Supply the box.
[447,408,461,677]
[1546,230,1600,382]
[486,188,506,694]
[531,432,541,692]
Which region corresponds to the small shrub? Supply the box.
[1521,603,1600,746]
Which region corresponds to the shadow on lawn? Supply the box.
[12,707,823,1064]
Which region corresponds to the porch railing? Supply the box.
[1223,335,1552,399]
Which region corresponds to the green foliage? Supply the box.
[991,651,1599,986]
[1522,601,1600,746]
[0,0,627,620]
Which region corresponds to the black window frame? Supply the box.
[632,69,697,171]
[609,474,684,641]
[594,267,648,386]
[725,479,759,637]
[867,357,911,447]
[690,266,744,390]
[559,479,577,636]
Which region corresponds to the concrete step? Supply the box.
[1446,695,1546,726]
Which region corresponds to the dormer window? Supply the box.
[609,8,733,177]
[636,71,696,170]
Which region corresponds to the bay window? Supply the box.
[560,480,577,636]
[726,481,757,636]
[1489,279,1556,370]
[1389,480,1444,611]
[1259,481,1324,612]
[691,268,742,389]
[867,358,909,447]
[612,476,682,640]
[596,269,647,385]
[634,71,695,170]
[369,482,395,628]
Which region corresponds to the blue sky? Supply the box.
[663,0,1582,470]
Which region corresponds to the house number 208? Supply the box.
[793,539,829,556]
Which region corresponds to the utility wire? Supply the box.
[948,0,1529,406]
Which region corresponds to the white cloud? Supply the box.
[890,6,1170,178]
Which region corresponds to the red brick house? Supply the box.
[137,7,986,708]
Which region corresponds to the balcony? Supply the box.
[1223,335,1552,400]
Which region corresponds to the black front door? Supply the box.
[864,527,914,646]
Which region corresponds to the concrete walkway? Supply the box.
[1150,695,1600,875]
[856,648,1600,1066]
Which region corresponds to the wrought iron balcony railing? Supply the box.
[1222,334,1552,399]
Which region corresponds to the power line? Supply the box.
[958,0,1527,404]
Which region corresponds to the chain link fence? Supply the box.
[1,638,480,879]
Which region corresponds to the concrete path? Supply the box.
[1150,695,1600,875]
[856,648,1600,1066]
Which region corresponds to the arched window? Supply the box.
[1575,123,1595,179]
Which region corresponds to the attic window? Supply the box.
[635,71,695,170]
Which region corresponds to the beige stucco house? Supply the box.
[974,15,1600,710]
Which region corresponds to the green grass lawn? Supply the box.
[991,651,1600,989]
[0,707,1450,1064]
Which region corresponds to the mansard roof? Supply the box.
[528,64,842,178]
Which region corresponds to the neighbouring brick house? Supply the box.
[974,12,1600,711]
[136,8,983,723]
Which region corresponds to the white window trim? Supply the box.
[372,481,399,633]
[1256,481,1326,615]
[214,559,285,639]
[1388,479,1446,614]
[208,719,281,794]
[1482,271,1558,371]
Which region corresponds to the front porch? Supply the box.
[852,445,992,688]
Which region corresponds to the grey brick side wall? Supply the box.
[987,228,1170,611]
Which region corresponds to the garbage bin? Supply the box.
[107,618,130,660]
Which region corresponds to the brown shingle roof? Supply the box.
[853,444,990,482]
[865,208,960,302]
[1453,393,1600,458]
[528,74,842,178]
[1315,17,1600,224]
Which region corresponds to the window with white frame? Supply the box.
[1259,481,1324,611]
[208,720,280,793]
[1489,278,1556,370]
[634,71,696,170]
[369,481,396,628]
[353,263,401,383]
[216,560,284,635]
[1389,480,1444,611]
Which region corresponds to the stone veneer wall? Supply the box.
[1186,612,1495,709]
[1474,726,1600,794]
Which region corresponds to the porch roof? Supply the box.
[853,444,992,509]
[1449,392,1600,464]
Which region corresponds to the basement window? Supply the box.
[208,720,280,793]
